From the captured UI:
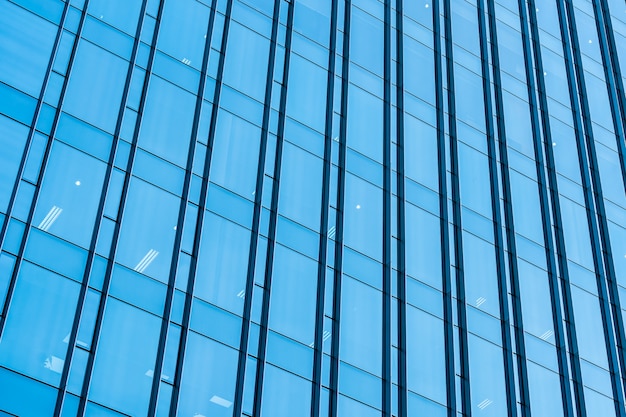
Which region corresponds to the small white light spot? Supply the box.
[588,39,592,44]
[425,3,429,8]
[99,15,104,19]
[552,142,557,147]
[543,71,547,76]
[75,180,81,186]
[356,204,361,210]
[173,226,177,231]
[536,8,539,12]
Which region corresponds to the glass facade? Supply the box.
[0,0,625,416]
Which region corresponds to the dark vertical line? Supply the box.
[329,1,351,416]
[76,0,167,414]
[588,0,626,392]
[0,2,72,339]
[53,1,149,415]
[232,0,282,416]
[394,0,407,416]
[442,0,471,414]
[518,0,577,415]
[382,0,393,415]
[251,1,295,415]
[432,1,457,415]
[311,1,339,416]
[594,0,626,183]
[556,0,626,415]
[145,1,218,415]
[0,2,70,252]
[525,0,587,414]
[476,1,524,416]
[168,0,235,414]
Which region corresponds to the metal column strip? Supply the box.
[382,0,393,415]
[310,0,340,416]
[146,1,219,415]
[476,0,526,415]
[394,0,408,416]
[518,0,578,415]
[166,0,236,414]
[442,0,472,414]
[432,1,457,415]
[329,1,352,416]
[251,1,295,415]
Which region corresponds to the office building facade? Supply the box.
[0,0,625,415]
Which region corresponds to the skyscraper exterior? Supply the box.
[0,0,625,415]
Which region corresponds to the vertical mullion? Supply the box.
[394,0,408,416]
[383,0,393,416]
[442,0,472,414]
[556,0,626,414]
[53,0,150,415]
[167,0,235,414]
[0,2,70,251]
[518,0,578,415]
[75,0,167,414]
[145,1,219,415]
[251,1,295,415]
[329,1,351,416]
[476,0,525,415]
[525,0,588,414]
[232,0,282,416]
[433,1,457,415]
[311,0,340,416]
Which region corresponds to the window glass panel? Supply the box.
[88,0,143,34]
[138,76,196,167]
[278,142,323,230]
[269,245,318,344]
[222,21,270,102]
[209,111,261,199]
[286,54,327,132]
[406,306,446,404]
[405,204,442,289]
[0,116,29,213]
[340,276,382,376]
[0,367,57,417]
[343,173,383,262]
[64,42,129,133]
[195,212,251,315]
[0,3,57,96]
[157,0,210,70]
[260,364,312,417]
[33,142,107,248]
[468,334,507,416]
[89,299,161,417]
[0,262,79,386]
[176,332,238,417]
[116,178,180,283]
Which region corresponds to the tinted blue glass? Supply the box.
[0,116,29,213]
[89,299,161,417]
[32,142,107,248]
[177,332,238,417]
[0,2,57,97]
[0,262,79,385]
[138,76,196,167]
[115,178,180,283]
[63,41,129,133]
